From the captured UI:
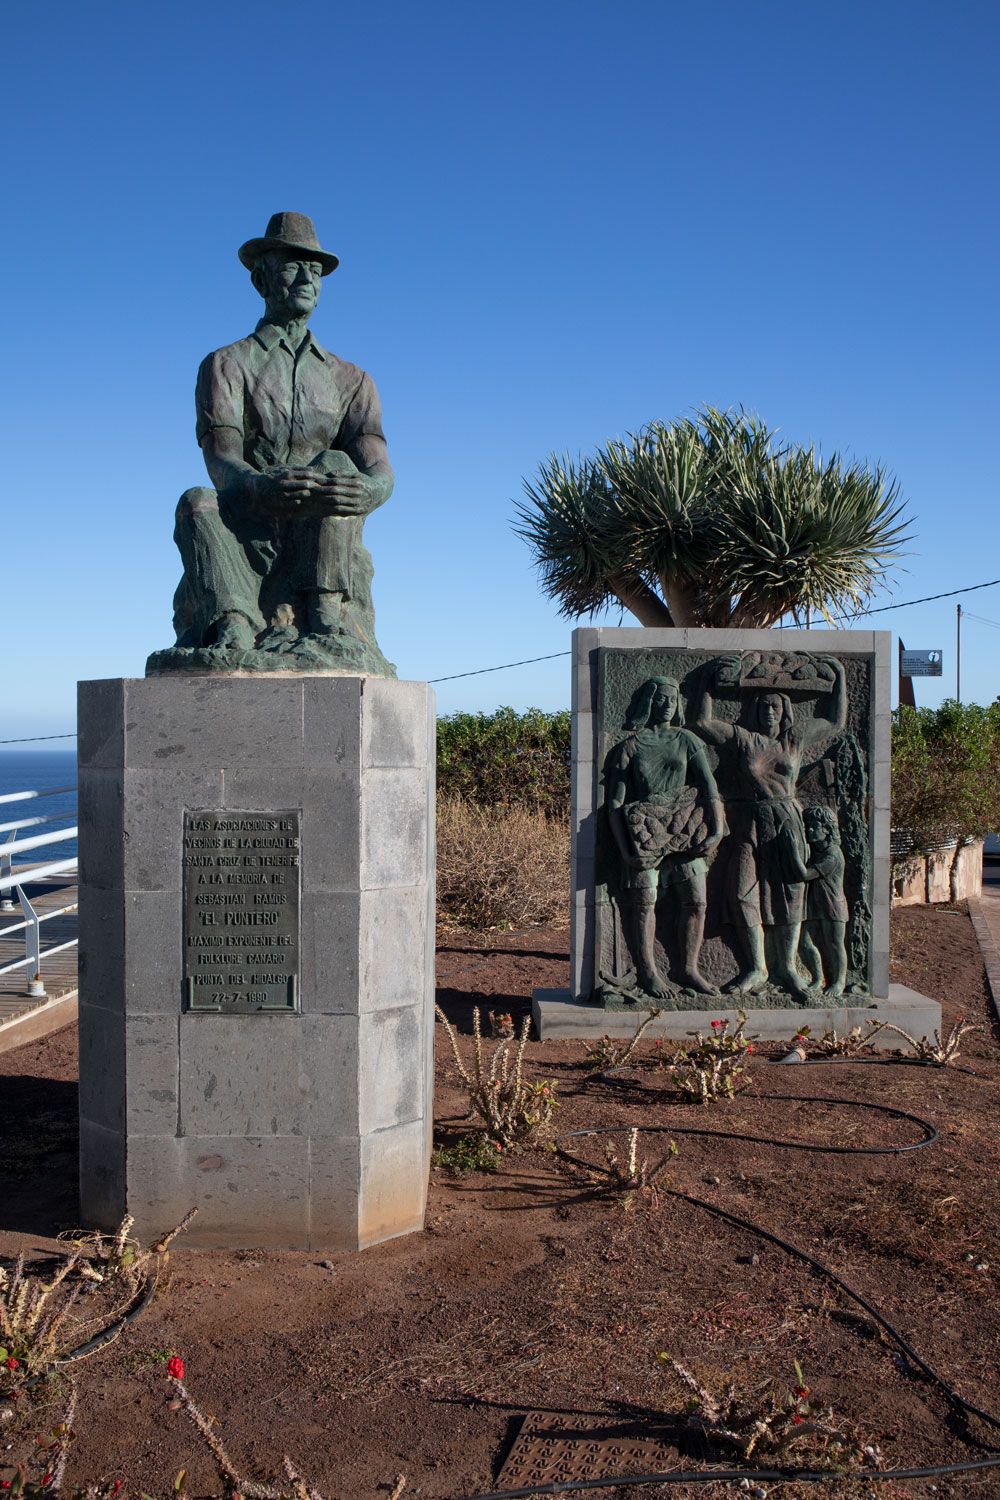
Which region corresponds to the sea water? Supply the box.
[0,748,78,866]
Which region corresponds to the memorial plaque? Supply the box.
[183,810,300,1013]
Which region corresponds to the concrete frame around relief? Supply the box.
[76,674,436,1251]
[531,626,928,1042]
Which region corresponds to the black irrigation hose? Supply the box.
[449,1104,1000,1499]
[786,1056,981,1077]
[458,1455,1000,1498]
[566,1093,939,1156]
[21,1275,157,1391]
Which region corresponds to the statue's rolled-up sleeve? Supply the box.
[340,371,386,444]
[340,371,393,505]
[195,351,244,446]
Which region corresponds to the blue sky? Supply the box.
[3,0,997,741]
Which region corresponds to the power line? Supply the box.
[428,649,570,683]
[5,573,1000,735]
[435,577,1000,682]
[850,575,1000,618]
[0,733,77,744]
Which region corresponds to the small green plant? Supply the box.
[796,1023,874,1058]
[582,1010,661,1072]
[435,1005,558,1150]
[868,1015,978,1065]
[487,1010,515,1039]
[670,1013,753,1102]
[603,1128,677,1212]
[664,1357,879,1472]
[432,1132,502,1175]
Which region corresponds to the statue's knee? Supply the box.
[176,486,219,520]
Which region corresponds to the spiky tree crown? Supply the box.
[514,407,911,628]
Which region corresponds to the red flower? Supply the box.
[42,1475,52,1486]
[4,1357,18,1371]
[1,1481,10,1489]
[747,1045,753,1054]
[711,1021,720,1029]
[112,1484,123,1495]
[166,1356,185,1380]
[793,1414,802,1424]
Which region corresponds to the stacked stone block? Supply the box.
[77,675,435,1249]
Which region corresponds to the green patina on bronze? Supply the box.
[146,212,396,678]
[595,647,874,1011]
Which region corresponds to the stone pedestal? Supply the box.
[77,675,435,1250]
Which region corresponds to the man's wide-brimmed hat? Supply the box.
[238,212,339,275]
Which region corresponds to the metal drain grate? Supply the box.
[497,1411,682,1488]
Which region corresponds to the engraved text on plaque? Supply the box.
[183,810,301,1013]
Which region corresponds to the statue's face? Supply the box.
[807,815,830,850]
[650,682,678,724]
[757,694,783,737]
[257,251,323,319]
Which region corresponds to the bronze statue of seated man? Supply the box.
[161,212,395,676]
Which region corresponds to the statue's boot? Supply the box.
[212,611,256,650]
[308,590,347,636]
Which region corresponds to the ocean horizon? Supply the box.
[0,748,78,865]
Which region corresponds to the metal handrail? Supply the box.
[0,856,79,894]
[0,785,76,804]
[0,938,79,977]
[0,783,78,999]
[0,902,78,938]
[0,825,78,859]
[0,811,76,834]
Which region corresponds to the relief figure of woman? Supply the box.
[605,677,724,997]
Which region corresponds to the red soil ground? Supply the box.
[1,902,998,1500]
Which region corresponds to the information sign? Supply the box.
[900,650,942,678]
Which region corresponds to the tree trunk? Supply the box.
[608,574,675,627]
[660,577,701,628]
[728,592,784,628]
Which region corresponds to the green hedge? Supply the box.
[891,699,1000,851]
[437,707,571,813]
[436,698,1000,849]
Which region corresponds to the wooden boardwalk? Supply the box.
[0,869,78,1051]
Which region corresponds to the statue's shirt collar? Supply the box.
[251,320,328,362]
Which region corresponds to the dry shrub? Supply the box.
[436,796,569,929]
[435,1005,558,1150]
